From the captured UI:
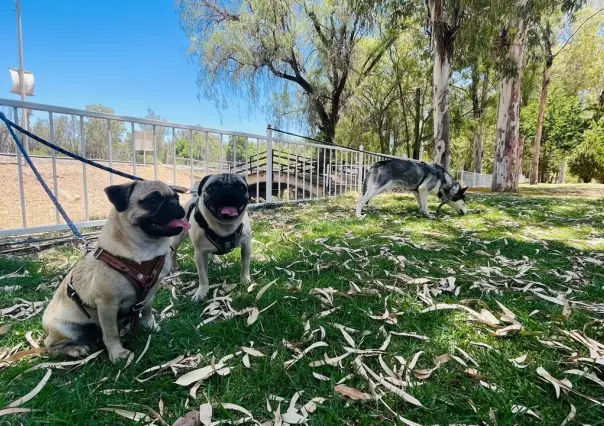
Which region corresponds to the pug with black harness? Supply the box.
[42,181,191,363]
[171,173,252,301]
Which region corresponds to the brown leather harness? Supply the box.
[66,247,166,334]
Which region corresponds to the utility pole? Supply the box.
[16,0,28,140]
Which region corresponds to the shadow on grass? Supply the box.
[0,190,603,424]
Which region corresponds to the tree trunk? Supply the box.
[429,0,453,170]
[474,123,484,174]
[432,51,451,169]
[401,94,411,158]
[518,134,525,181]
[492,17,528,193]
[530,58,553,185]
[413,88,421,160]
[540,144,547,183]
[470,64,489,174]
[557,157,567,184]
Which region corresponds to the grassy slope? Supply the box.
[0,186,603,425]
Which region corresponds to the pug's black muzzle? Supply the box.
[139,196,187,237]
[204,184,249,222]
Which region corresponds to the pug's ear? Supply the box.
[460,186,469,194]
[197,175,212,196]
[170,185,188,194]
[105,182,137,212]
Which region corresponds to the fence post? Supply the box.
[358,145,364,193]
[266,125,273,203]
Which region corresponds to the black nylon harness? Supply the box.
[188,202,244,255]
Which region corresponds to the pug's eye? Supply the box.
[141,193,162,209]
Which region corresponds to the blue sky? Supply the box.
[0,1,268,135]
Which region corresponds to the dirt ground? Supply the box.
[0,157,201,231]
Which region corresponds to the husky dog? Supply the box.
[171,173,252,301]
[356,159,468,218]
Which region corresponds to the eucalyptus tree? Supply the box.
[177,0,409,143]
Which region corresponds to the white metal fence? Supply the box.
[0,99,495,237]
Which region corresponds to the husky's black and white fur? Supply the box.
[356,159,468,218]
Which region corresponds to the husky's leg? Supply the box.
[417,184,432,217]
[412,191,422,212]
[356,182,390,218]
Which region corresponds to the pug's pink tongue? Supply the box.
[220,206,239,217]
[167,219,191,230]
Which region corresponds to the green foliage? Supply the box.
[569,119,604,182]
[552,7,604,101]
[522,89,589,180]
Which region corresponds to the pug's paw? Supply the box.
[64,345,90,358]
[191,286,209,302]
[108,346,131,363]
[140,316,160,332]
[240,274,251,285]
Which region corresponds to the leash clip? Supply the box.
[132,300,146,312]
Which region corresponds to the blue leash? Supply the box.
[0,112,89,245]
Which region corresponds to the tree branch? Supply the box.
[553,8,603,59]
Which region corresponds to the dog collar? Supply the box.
[193,204,243,255]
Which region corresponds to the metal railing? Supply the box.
[0,99,496,237]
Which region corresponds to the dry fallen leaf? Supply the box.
[0,407,31,417]
[135,334,152,364]
[536,367,571,399]
[389,331,429,341]
[172,409,201,426]
[509,354,529,369]
[564,369,604,387]
[26,349,104,372]
[25,331,40,349]
[312,372,330,381]
[560,403,576,426]
[247,308,260,326]
[379,398,422,426]
[489,408,498,426]
[334,384,370,401]
[8,369,51,407]
[220,403,255,419]
[241,347,265,357]
[98,408,151,422]
[464,368,483,379]
[511,404,541,420]
[493,324,523,337]
[302,397,325,414]
[0,324,11,336]
[175,362,228,386]
[256,279,277,301]
[338,327,356,348]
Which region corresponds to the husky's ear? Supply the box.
[460,186,469,194]
[197,175,212,196]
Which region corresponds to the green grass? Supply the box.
[1,186,604,425]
